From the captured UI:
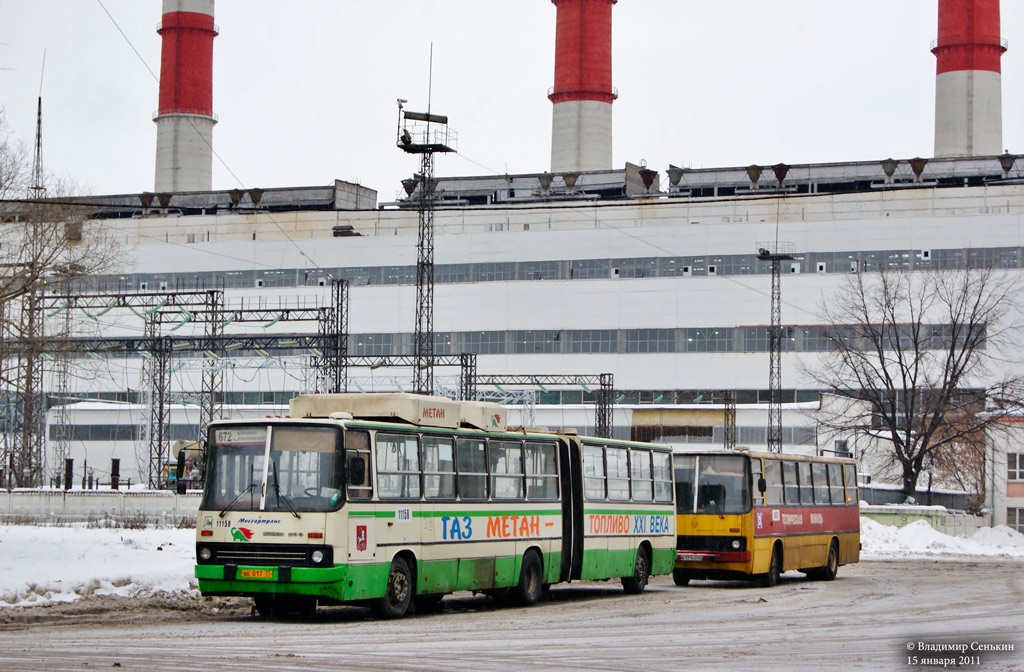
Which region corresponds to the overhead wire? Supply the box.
[93,0,332,278]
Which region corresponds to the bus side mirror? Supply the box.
[348,458,365,486]
[175,450,187,495]
[757,477,767,494]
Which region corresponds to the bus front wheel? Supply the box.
[672,568,692,586]
[375,556,413,619]
[758,545,782,587]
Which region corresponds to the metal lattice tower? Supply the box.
[30,95,45,199]
[316,279,349,393]
[414,151,435,394]
[52,297,73,484]
[12,289,350,488]
[198,291,225,442]
[471,374,615,439]
[757,244,794,453]
[17,291,46,486]
[723,390,737,450]
[397,100,456,395]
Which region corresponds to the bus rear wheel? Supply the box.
[810,540,839,581]
[622,546,650,594]
[375,556,413,619]
[513,550,543,606]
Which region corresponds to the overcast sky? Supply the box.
[1,1,1022,199]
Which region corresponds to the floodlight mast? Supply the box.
[756,244,794,453]
[397,99,456,394]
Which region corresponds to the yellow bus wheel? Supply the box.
[810,540,839,582]
[758,544,782,587]
[672,568,692,586]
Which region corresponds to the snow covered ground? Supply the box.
[1,517,1022,608]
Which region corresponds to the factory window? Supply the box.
[432,332,455,355]
[625,329,675,353]
[261,269,295,288]
[436,264,470,284]
[352,333,394,357]
[511,330,562,354]
[473,262,515,282]
[570,258,610,279]
[462,331,507,355]
[520,260,560,281]
[742,327,771,352]
[566,330,617,354]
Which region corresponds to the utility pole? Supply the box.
[757,243,794,453]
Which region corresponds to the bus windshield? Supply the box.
[674,453,751,515]
[201,424,343,514]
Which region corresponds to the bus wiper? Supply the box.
[272,461,301,519]
[709,498,725,520]
[219,481,258,518]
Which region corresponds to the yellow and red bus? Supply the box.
[672,449,859,587]
[190,393,676,618]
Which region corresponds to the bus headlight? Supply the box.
[731,539,741,550]
[311,549,325,564]
[198,546,212,561]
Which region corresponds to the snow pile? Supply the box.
[860,517,1024,560]
[0,525,196,608]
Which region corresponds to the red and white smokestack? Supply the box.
[154,0,217,192]
[549,0,617,173]
[932,0,1006,157]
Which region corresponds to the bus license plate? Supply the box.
[240,569,274,579]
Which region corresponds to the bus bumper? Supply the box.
[676,550,752,563]
[195,563,383,601]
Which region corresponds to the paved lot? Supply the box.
[1,559,1022,671]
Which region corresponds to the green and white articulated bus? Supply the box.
[191,393,676,618]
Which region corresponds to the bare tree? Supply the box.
[1,111,123,485]
[0,110,29,202]
[803,264,1022,498]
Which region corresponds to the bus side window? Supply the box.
[751,457,764,506]
[810,462,829,505]
[456,438,487,500]
[606,447,630,501]
[423,436,455,499]
[490,440,524,499]
[843,463,859,505]
[826,463,844,505]
[798,461,813,505]
[630,449,653,502]
[782,461,799,504]
[764,460,784,506]
[345,430,372,500]
[583,444,607,500]
[376,433,421,499]
[525,441,558,500]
